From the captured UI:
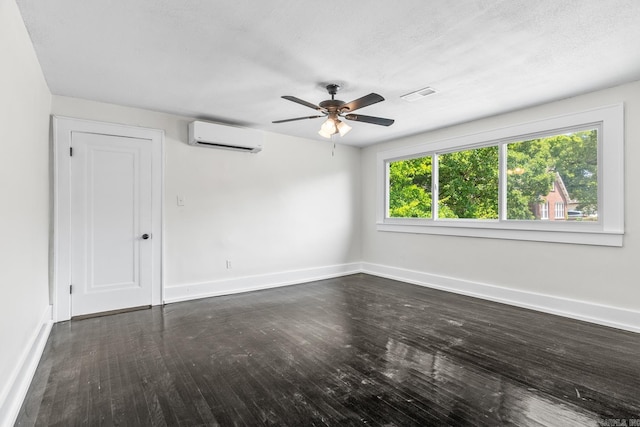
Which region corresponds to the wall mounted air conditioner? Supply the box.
[188,121,263,153]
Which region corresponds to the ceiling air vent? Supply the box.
[400,87,437,102]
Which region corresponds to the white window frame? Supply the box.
[376,104,624,246]
[541,201,549,220]
[554,202,565,220]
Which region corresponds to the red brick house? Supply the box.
[532,173,577,221]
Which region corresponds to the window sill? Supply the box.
[376,221,623,247]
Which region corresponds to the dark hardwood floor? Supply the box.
[16,274,640,426]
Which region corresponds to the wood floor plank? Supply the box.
[15,273,640,426]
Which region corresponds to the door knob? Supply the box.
[142,234,150,240]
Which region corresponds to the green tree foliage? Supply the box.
[388,130,598,219]
[388,157,432,218]
[438,146,499,219]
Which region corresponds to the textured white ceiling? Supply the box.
[16,0,640,146]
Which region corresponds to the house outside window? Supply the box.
[538,173,574,221]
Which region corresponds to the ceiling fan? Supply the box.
[273,84,394,138]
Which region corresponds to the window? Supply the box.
[388,130,596,221]
[388,156,432,218]
[506,130,597,221]
[438,146,499,219]
[377,104,624,246]
[540,202,549,220]
[554,202,565,220]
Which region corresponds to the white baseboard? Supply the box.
[361,262,640,334]
[164,263,362,304]
[164,261,640,333]
[0,305,53,427]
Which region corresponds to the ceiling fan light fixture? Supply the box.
[336,120,351,136]
[320,117,338,137]
[318,128,333,138]
[321,117,337,132]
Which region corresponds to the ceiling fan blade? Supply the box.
[340,93,384,112]
[281,96,323,111]
[344,114,394,126]
[272,115,324,124]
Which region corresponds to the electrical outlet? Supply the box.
[226,260,232,269]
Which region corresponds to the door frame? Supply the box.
[53,116,164,322]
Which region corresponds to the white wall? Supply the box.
[361,81,640,320]
[0,0,52,421]
[51,96,362,300]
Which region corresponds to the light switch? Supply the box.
[177,195,185,206]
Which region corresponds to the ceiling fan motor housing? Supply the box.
[319,99,346,112]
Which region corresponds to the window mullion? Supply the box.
[498,143,507,221]
[432,153,439,220]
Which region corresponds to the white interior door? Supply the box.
[70,131,153,316]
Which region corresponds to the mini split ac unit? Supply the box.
[188,121,263,153]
